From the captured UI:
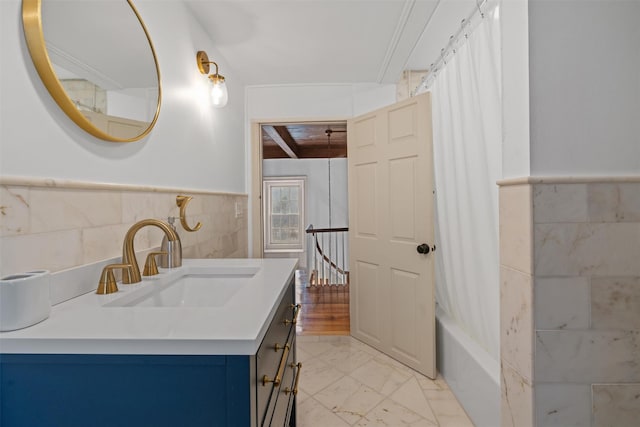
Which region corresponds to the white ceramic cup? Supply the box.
[0,270,51,331]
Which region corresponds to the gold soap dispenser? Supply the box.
[159,217,182,268]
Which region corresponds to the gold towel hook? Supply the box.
[176,195,202,232]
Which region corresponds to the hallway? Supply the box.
[295,270,350,336]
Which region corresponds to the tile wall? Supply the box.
[499,183,534,427]
[0,178,248,277]
[500,179,640,427]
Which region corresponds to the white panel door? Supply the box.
[347,93,435,378]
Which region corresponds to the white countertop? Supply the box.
[0,258,297,356]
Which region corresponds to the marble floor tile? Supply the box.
[297,346,314,364]
[390,377,438,423]
[297,397,352,427]
[298,356,346,395]
[314,376,385,425]
[350,356,414,396]
[415,372,448,391]
[428,395,470,419]
[354,398,437,426]
[297,389,310,405]
[315,343,376,375]
[296,335,474,427]
[436,414,476,427]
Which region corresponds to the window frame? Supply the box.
[262,176,306,253]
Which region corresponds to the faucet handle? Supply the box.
[143,251,167,277]
[97,263,133,294]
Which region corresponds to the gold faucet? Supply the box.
[96,263,133,294]
[122,219,181,284]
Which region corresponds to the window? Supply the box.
[263,177,305,253]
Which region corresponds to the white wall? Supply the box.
[263,158,349,230]
[501,0,530,178]
[246,83,396,121]
[0,0,246,193]
[529,0,640,176]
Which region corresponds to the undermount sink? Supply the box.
[104,265,259,308]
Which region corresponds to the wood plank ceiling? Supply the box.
[261,122,347,159]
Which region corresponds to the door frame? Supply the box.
[249,117,348,259]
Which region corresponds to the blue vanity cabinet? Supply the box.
[0,353,254,426]
[0,280,297,427]
[256,281,298,426]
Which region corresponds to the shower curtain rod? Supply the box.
[411,0,492,96]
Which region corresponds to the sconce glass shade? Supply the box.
[209,75,228,108]
[197,50,228,108]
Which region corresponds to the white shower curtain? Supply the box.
[422,5,502,359]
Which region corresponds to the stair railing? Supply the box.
[305,225,349,287]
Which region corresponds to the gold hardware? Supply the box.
[274,343,287,352]
[97,264,133,294]
[143,251,166,276]
[283,304,302,325]
[196,51,228,108]
[284,362,302,396]
[262,343,290,387]
[21,0,162,142]
[176,195,202,232]
[122,219,181,284]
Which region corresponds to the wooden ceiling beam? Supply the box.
[262,144,347,159]
[262,125,300,159]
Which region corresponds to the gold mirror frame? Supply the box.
[22,0,162,143]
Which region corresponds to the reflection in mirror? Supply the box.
[23,0,161,142]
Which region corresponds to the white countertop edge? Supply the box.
[0,258,298,356]
[0,338,261,356]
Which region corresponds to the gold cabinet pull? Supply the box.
[284,362,302,396]
[262,343,290,387]
[283,304,302,325]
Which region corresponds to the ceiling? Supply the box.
[183,0,464,85]
[261,122,347,159]
[185,0,479,158]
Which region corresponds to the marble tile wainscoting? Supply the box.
[0,177,248,277]
[499,177,640,427]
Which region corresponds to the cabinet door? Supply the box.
[0,354,249,427]
[256,280,296,426]
[270,337,298,426]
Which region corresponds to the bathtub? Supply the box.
[436,305,500,427]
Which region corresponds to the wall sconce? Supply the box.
[196,50,228,108]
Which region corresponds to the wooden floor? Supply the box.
[295,270,350,336]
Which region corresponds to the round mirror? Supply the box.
[22,0,161,143]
